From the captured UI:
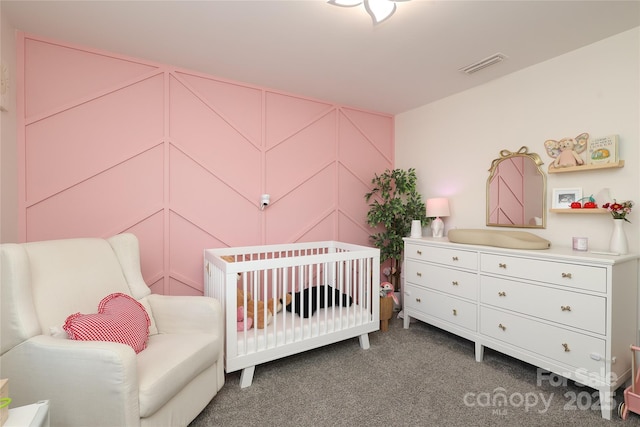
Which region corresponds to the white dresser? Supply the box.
[403,237,639,420]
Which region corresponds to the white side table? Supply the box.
[5,400,49,427]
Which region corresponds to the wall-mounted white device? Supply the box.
[260,194,270,210]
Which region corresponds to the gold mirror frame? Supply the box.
[487,146,546,228]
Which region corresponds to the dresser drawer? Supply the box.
[480,307,605,373]
[406,260,478,300]
[405,243,477,270]
[480,253,607,293]
[405,285,477,331]
[480,276,606,335]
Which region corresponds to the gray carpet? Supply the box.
[190,317,640,426]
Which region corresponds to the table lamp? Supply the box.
[426,198,450,238]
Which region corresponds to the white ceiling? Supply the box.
[3,0,640,114]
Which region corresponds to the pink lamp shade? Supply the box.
[426,198,450,238]
[426,198,450,218]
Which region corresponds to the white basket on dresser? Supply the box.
[403,236,639,420]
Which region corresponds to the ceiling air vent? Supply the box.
[459,53,507,74]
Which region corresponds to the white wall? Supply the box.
[396,28,640,254]
[0,7,18,243]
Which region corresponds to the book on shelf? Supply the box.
[587,134,618,165]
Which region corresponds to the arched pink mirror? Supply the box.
[487,147,546,228]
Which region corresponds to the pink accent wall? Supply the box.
[18,33,394,296]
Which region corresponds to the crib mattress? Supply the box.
[235,304,372,354]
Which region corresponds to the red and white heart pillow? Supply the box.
[63,293,151,353]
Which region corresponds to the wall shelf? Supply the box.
[550,208,608,214]
[548,160,624,174]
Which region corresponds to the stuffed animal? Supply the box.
[237,290,270,329]
[282,285,352,318]
[237,289,285,329]
[380,281,399,304]
[544,132,589,168]
[236,306,253,331]
[225,255,285,329]
[277,294,292,313]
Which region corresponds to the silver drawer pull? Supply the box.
[452,309,457,316]
[561,305,572,311]
[498,263,507,269]
[452,256,459,261]
[416,250,422,255]
[498,291,506,297]
[562,272,572,279]
[416,272,422,277]
[562,343,570,352]
[498,323,506,331]
[415,298,421,303]
[452,281,459,286]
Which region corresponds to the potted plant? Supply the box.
[364,168,429,293]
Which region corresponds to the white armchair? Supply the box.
[0,233,224,427]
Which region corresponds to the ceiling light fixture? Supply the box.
[328,0,408,25]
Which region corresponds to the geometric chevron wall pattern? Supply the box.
[19,33,394,296]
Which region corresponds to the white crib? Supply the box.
[204,241,380,388]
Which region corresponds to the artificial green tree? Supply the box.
[365,168,429,292]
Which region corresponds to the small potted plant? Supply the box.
[364,168,429,295]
